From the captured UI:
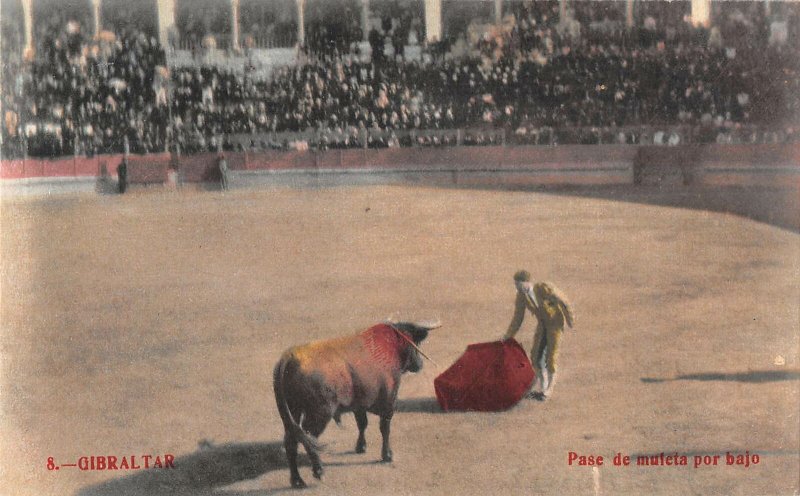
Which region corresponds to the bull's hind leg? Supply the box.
[354,410,368,453]
[284,432,305,488]
[379,413,393,462]
[302,413,332,480]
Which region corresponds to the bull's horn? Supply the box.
[415,319,442,330]
[383,318,442,330]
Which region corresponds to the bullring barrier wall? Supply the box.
[634,144,800,188]
[2,144,798,191]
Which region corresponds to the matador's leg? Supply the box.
[542,328,562,399]
[530,325,547,393]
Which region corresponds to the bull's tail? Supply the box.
[273,355,324,454]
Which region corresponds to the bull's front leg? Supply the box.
[379,413,393,462]
[354,410,368,453]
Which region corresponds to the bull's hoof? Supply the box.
[355,441,366,454]
[290,476,307,489]
[381,450,393,463]
[312,466,324,480]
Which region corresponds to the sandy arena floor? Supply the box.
[1,185,798,496]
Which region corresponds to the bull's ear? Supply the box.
[409,328,429,343]
[403,325,423,343]
[412,320,441,343]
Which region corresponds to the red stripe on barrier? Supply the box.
[315,150,340,169]
[41,158,75,177]
[22,159,46,177]
[340,149,367,168]
[174,153,215,182]
[0,160,25,179]
[74,157,99,176]
[127,153,171,184]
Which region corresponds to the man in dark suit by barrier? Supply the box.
[218,153,229,191]
[117,157,128,194]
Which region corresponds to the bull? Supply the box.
[273,320,439,488]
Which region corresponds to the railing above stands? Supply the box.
[175,32,296,51]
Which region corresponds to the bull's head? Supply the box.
[390,320,440,373]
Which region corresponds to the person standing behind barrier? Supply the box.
[218,153,229,191]
[501,270,574,400]
[117,157,128,194]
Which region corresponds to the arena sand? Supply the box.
[1,185,798,495]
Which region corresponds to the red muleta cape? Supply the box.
[434,338,535,412]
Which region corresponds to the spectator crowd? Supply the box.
[2,0,798,158]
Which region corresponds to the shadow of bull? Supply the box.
[75,441,302,496]
[75,397,445,495]
[75,433,410,496]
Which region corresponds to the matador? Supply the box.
[502,270,574,400]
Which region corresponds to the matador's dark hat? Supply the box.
[513,270,531,282]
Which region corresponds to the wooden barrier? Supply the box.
[633,144,799,187]
[243,150,316,171]
[2,145,797,189]
[74,157,101,177]
[339,149,368,169]
[0,160,25,179]
[21,159,46,178]
[126,154,172,184]
[178,153,220,183]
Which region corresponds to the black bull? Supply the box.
[273,321,438,488]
